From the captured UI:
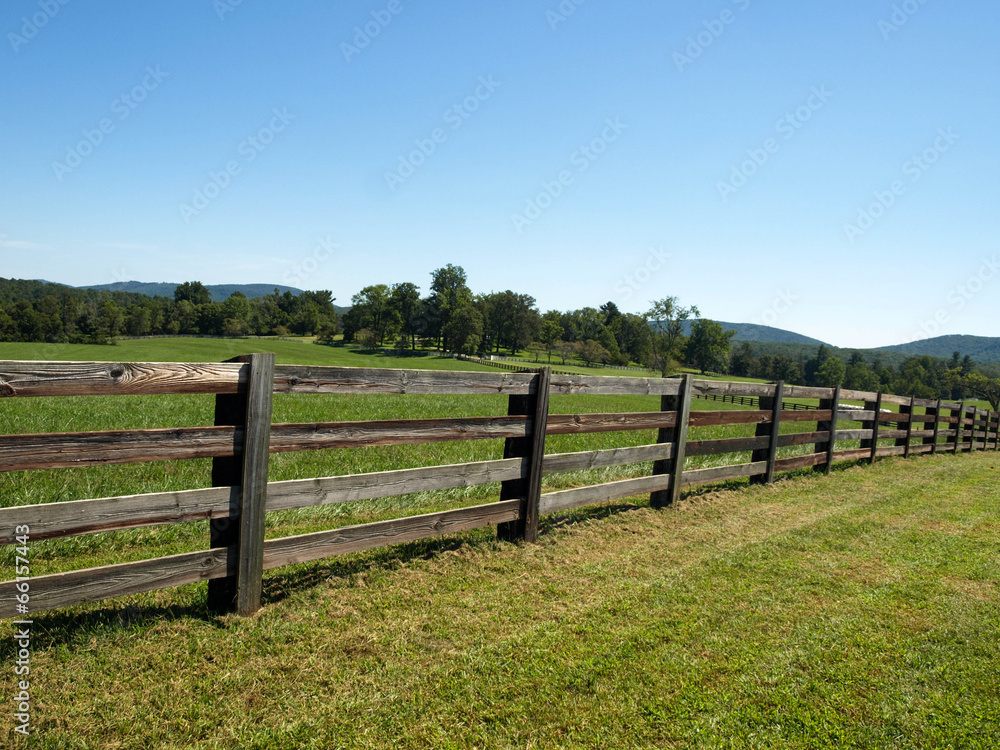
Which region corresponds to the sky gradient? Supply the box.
[2,0,998,348]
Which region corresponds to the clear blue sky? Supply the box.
[2,0,997,348]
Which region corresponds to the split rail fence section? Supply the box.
[0,357,997,619]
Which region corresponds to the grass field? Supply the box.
[1,452,998,748]
[2,339,998,747]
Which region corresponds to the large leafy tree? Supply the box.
[645,297,699,377]
[686,319,735,374]
[428,264,472,351]
[389,282,422,350]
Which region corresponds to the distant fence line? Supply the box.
[0,358,997,620]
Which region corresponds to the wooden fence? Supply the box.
[0,357,997,619]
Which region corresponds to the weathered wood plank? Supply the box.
[877,429,909,440]
[834,429,874,441]
[0,486,233,543]
[548,374,682,396]
[0,548,231,619]
[687,436,769,456]
[0,360,245,398]
[273,365,535,395]
[0,425,239,472]
[838,387,880,403]
[776,431,830,448]
[267,458,525,512]
[546,412,677,434]
[689,410,772,427]
[543,443,673,475]
[774,453,827,471]
[541,475,672,515]
[781,385,837,399]
[263,501,520,569]
[690,380,777,399]
[268,416,529,453]
[832,448,871,462]
[781,410,834,423]
[682,461,767,486]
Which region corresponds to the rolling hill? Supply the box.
[872,335,1000,364]
[682,320,829,347]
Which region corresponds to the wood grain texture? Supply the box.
[235,352,275,616]
[690,410,772,427]
[273,365,535,395]
[543,443,674,474]
[0,548,231,619]
[268,416,529,452]
[262,501,520,569]
[540,475,672,515]
[0,486,233,544]
[774,453,828,471]
[776,431,831,448]
[267,458,525,512]
[0,360,245,398]
[546,411,677,434]
[681,461,768,486]
[668,375,695,505]
[690,380,777,398]
[0,425,239,472]
[686,436,770,456]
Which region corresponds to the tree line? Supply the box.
[0,278,337,343]
[2,270,997,409]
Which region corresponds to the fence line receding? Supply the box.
[0,358,997,618]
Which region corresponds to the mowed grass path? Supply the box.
[0,452,996,748]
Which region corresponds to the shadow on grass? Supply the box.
[7,460,888,644]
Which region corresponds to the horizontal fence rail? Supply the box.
[0,358,997,619]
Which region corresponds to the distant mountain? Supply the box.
[683,319,829,347]
[872,335,1000,364]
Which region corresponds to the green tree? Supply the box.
[389,282,422,350]
[428,264,472,351]
[817,356,846,388]
[686,319,735,374]
[644,297,699,377]
[174,281,212,306]
[442,302,483,355]
[537,319,563,363]
[578,339,611,367]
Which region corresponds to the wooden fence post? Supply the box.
[650,374,692,508]
[207,352,275,615]
[751,381,784,485]
[926,399,942,454]
[815,386,841,474]
[497,367,550,543]
[898,396,915,459]
[861,392,883,464]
